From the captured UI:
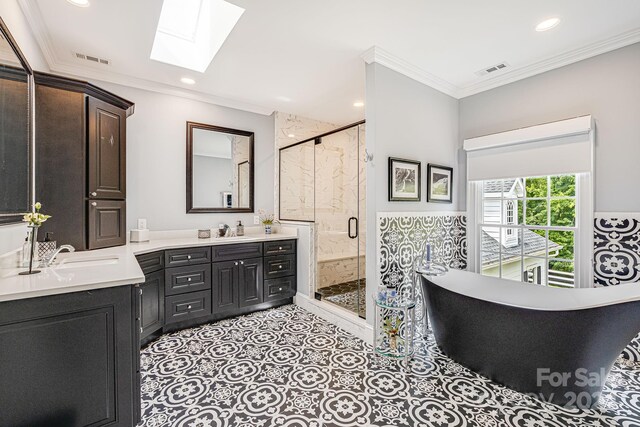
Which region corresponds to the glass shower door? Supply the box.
[314,125,365,318]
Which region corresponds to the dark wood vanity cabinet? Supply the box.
[0,285,140,427]
[35,72,134,251]
[136,252,165,345]
[136,240,296,344]
[88,97,126,200]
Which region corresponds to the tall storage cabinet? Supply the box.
[35,72,134,251]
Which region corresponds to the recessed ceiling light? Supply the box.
[66,0,90,7]
[287,134,295,138]
[353,101,364,107]
[181,77,196,85]
[535,17,560,32]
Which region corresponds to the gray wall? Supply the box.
[364,62,461,324]
[459,42,640,212]
[97,82,274,232]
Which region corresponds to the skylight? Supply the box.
[150,0,245,73]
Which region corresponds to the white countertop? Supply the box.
[0,228,298,303]
[424,269,640,311]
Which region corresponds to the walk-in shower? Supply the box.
[279,121,366,318]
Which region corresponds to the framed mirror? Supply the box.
[186,122,254,213]
[0,17,33,225]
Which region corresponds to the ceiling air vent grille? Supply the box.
[74,52,110,65]
[475,61,509,77]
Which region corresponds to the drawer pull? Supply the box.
[278,265,283,269]
[187,277,192,282]
[234,261,239,266]
[91,202,97,207]
[278,287,282,291]
[240,260,244,265]
[187,255,192,260]
[187,305,192,310]
[279,246,283,250]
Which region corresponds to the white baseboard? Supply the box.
[294,293,374,346]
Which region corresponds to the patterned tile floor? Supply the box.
[140,305,640,427]
[317,279,366,317]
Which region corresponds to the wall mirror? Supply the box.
[0,17,33,225]
[186,122,254,213]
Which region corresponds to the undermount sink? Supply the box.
[55,256,119,269]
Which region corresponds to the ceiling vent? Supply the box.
[74,52,110,65]
[475,61,509,77]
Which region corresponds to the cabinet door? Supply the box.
[88,97,126,200]
[88,199,126,249]
[140,270,164,341]
[239,257,264,308]
[212,260,239,312]
[0,286,137,427]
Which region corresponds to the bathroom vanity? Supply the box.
[0,232,297,427]
[136,237,297,345]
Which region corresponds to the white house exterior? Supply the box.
[482,179,561,284]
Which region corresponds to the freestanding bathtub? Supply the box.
[421,269,640,408]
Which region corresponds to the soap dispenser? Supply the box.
[236,220,244,236]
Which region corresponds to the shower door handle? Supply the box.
[348,217,358,239]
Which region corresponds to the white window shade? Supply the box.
[464,116,593,181]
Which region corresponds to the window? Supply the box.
[479,175,577,287]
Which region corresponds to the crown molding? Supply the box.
[457,27,640,98]
[361,46,458,97]
[363,28,640,99]
[17,0,274,116]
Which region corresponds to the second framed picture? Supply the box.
[427,164,453,203]
[388,157,421,201]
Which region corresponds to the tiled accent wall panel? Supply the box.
[378,213,467,287]
[594,215,640,362]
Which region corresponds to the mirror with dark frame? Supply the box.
[0,17,33,225]
[186,122,254,213]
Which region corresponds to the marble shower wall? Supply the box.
[315,125,366,288]
[275,112,336,221]
[276,113,366,289]
[593,214,640,361]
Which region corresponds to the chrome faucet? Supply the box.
[44,245,75,267]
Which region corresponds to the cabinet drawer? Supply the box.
[264,254,296,279]
[136,251,164,275]
[212,243,262,262]
[165,291,211,325]
[165,265,211,296]
[165,247,211,267]
[264,240,296,256]
[264,276,296,301]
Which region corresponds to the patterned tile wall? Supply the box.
[378,213,467,288]
[594,215,640,361]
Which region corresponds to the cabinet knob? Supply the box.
[234,261,239,266]
[187,255,192,260]
[278,287,282,291]
[187,277,192,282]
[279,246,283,250]
[187,305,192,310]
[91,202,97,207]
[240,260,244,265]
[90,192,97,197]
[278,265,283,269]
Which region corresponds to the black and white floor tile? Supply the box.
[140,305,640,427]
